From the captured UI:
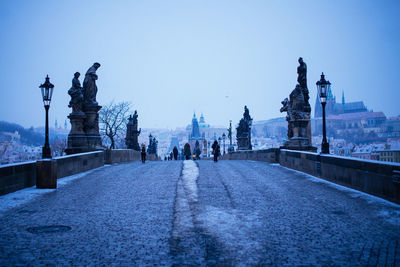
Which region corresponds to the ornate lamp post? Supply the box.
[227,120,233,152]
[222,133,226,155]
[316,73,331,154]
[39,75,54,158]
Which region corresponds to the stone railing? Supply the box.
[0,161,36,196]
[104,149,141,164]
[223,149,400,204]
[0,149,148,196]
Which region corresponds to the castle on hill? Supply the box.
[314,89,367,118]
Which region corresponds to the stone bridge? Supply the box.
[0,154,399,265]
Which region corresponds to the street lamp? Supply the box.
[39,75,54,159]
[222,133,226,155]
[316,72,330,154]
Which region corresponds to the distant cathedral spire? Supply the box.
[342,90,345,104]
[191,113,200,138]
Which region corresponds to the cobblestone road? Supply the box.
[0,160,399,266]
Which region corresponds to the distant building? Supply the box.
[377,150,400,163]
[314,89,368,118]
[188,113,206,156]
[312,85,389,144]
[383,117,400,138]
[168,136,180,152]
[198,113,210,129]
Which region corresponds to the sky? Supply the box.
[0,0,399,129]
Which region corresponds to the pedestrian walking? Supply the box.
[141,143,146,163]
[212,140,220,162]
[173,146,178,160]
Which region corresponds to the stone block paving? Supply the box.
[0,159,399,266]
[0,161,181,266]
[196,160,400,266]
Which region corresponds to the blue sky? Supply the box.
[0,0,399,129]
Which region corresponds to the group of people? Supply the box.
[141,141,222,163]
[165,146,179,161]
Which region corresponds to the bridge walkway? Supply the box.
[0,160,398,265]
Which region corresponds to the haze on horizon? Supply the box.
[0,0,399,130]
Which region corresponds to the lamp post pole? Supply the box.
[39,75,54,159]
[321,101,329,153]
[316,72,330,154]
[222,133,226,155]
[43,105,51,158]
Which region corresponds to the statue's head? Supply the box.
[298,57,303,64]
[93,62,101,69]
[74,72,80,78]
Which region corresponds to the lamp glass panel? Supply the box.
[49,87,54,101]
[45,88,50,100]
[41,87,45,100]
[320,84,327,97]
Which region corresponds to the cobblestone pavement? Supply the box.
[0,160,399,266]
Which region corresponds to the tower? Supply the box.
[191,113,201,139]
[342,90,345,104]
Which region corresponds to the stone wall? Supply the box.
[104,149,141,164]
[0,149,145,196]
[55,151,105,178]
[0,161,36,196]
[225,149,400,204]
[279,149,400,204]
[221,148,279,163]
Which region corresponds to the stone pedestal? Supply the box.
[281,119,316,152]
[65,112,87,155]
[126,129,140,151]
[36,159,57,189]
[83,104,102,150]
[237,136,252,151]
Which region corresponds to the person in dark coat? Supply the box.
[173,146,179,160]
[212,140,220,162]
[141,143,146,163]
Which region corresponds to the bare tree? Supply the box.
[99,101,132,149]
[51,137,67,157]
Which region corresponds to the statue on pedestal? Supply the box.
[126,110,141,151]
[66,62,103,155]
[83,62,101,106]
[66,72,87,155]
[280,58,316,152]
[236,105,253,150]
[68,72,84,114]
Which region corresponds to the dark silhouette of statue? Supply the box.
[68,72,84,113]
[83,62,101,105]
[297,57,307,89]
[236,106,253,150]
[126,110,141,151]
[280,57,316,151]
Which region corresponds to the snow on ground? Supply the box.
[278,165,400,226]
[172,160,199,239]
[197,205,263,265]
[0,165,110,215]
[182,160,199,202]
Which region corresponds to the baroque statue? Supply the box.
[236,105,253,150]
[83,62,101,105]
[280,57,316,151]
[68,72,84,113]
[126,110,141,151]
